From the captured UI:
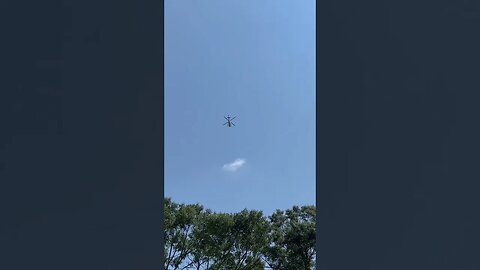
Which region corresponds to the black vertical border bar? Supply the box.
[316,0,480,269]
[1,0,165,268]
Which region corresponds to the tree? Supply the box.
[284,206,316,270]
[164,198,316,270]
[225,210,269,270]
[164,198,204,270]
[262,206,316,270]
[262,209,288,270]
[191,211,234,270]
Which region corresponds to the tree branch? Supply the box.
[165,244,174,269]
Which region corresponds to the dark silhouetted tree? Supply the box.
[164,198,315,270]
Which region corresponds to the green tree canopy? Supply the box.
[164,198,316,270]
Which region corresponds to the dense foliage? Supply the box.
[164,198,316,270]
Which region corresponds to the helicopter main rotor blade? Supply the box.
[231,122,235,126]
[223,122,227,125]
[224,116,228,120]
[231,116,236,120]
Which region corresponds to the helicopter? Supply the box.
[223,115,236,127]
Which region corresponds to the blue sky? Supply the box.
[165,0,315,216]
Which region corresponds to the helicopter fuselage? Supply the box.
[223,116,235,127]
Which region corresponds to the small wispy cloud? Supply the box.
[222,158,246,172]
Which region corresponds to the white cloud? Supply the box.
[222,158,246,172]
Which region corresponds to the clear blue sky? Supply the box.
[165,0,315,216]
